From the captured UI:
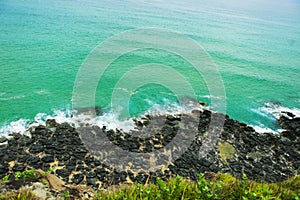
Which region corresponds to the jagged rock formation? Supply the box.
[0,109,299,189]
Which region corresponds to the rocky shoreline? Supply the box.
[0,108,299,191]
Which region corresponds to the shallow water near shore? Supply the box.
[1,0,300,136]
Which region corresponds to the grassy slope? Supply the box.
[1,173,299,200]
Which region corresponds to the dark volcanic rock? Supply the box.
[18,154,29,162]
[29,144,44,154]
[12,164,26,172]
[0,109,299,189]
[56,169,69,182]
[27,156,40,165]
[0,137,8,143]
[281,131,296,141]
[0,164,9,175]
[73,147,88,159]
[72,173,84,184]
[41,155,54,163]
[46,119,59,128]
[280,115,300,135]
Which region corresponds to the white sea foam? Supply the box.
[0,100,207,137]
[95,112,135,132]
[201,95,221,99]
[0,96,220,137]
[260,102,300,119]
[34,89,51,95]
[2,101,298,137]
[144,98,205,116]
[250,124,282,134]
[0,95,26,101]
[0,119,31,137]
[0,90,50,102]
[69,109,136,132]
[250,102,300,134]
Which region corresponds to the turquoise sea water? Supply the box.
[1,0,300,135]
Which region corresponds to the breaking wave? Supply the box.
[249,101,300,133]
[0,99,206,137]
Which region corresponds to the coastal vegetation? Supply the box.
[96,174,300,200]
[1,172,299,199]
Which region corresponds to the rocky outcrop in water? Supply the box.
[0,109,299,189]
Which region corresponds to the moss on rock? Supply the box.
[217,141,235,164]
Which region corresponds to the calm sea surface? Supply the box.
[1,0,300,135]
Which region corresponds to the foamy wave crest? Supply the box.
[249,102,300,134]
[0,109,76,137]
[0,108,140,137]
[0,119,31,137]
[260,102,300,119]
[143,97,205,116]
[251,125,278,134]
[0,97,208,137]
[72,111,135,133]
[250,122,284,134]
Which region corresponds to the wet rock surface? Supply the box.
[0,111,299,189]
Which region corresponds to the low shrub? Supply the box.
[1,171,299,200]
[94,173,300,200]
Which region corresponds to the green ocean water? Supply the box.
[1,0,300,134]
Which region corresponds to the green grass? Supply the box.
[94,174,300,200]
[1,166,55,183]
[1,173,299,200]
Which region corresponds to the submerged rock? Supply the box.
[76,106,103,116]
